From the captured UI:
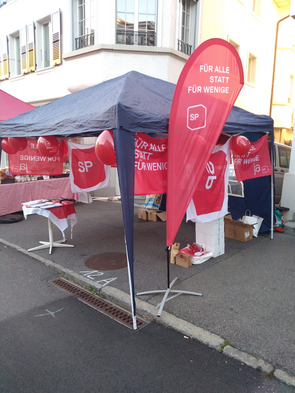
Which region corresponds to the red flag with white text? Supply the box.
[9,139,64,175]
[166,38,244,246]
[232,135,272,182]
[186,141,230,223]
[68,142,110,193]
[134,133,168,195]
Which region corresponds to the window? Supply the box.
[177,0,199,56]
[251,0,261,17]
[278,146,291,168]
[247,52,256,85]
[8,25,35,75]
[8,31,22,77]
[181,0,190,44]
[228,163,244,198]
[116,0,157,46]
[35,10,61,69]
[43,23,50,68]
[6,11,60,77]
[75,0,96,50]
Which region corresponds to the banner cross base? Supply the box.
[137,277,202,317]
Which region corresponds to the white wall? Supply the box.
[199,0,280,115]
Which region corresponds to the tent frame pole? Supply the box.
[270,132,274,240]
[137,247,202,317]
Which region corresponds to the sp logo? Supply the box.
[187,105,207,130]
[78,161,93,172]
[205,161,216,189]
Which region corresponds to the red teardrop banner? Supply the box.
[166,38,244,246]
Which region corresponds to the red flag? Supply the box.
[233,135,272,182]
[186,141,230,223]
[68,142,110,193]
[134,133,168,195]
[9,139,63,175]
[166,38,244,246]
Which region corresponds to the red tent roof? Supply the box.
[0,90,35,121]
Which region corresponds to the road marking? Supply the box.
[35,308,63,318]
[79,270,117,287]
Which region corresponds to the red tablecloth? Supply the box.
[0,178,79,216]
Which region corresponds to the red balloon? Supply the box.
[8,137,27,151]
[230,135,251,155]
[95,130,116,167]
[37,136,59,157]
[1,138,18,154]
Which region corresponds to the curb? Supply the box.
[1,237,295,388]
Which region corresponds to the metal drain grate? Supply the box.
[51,277,146,330]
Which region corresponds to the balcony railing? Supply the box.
[116,30,156,46]
[75,32,94,50]
[177,39,192,56]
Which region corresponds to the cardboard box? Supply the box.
[175,253,192,268]
[138,208,148,220]
[170,243,180,264]
[147,209,166,222]
[138,208,166,222]
[224,215,253,242]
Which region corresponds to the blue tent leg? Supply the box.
[113,129,137,330]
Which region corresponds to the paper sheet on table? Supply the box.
[39,203,63,209]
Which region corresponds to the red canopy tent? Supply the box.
[0,90,35,121]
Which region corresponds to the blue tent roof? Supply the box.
[0,71,273,138]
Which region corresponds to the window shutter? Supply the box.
[0,36,9,80]
[20,27,28,74]
[52,10,61,66]
[0,38,3,80]
[27,23,36,72]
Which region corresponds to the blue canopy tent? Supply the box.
[0,71,274,329]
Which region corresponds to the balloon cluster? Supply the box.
[1,137,27,154]
[1,132,116,164]
[0,135,62,157]
[95,130,116,167]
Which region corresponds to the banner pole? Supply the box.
[166,246,171,288]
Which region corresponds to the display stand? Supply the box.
[28,218,74,255]
[23,201,77,255]
[136,247,202,317]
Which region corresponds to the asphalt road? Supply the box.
[1,244,294,393]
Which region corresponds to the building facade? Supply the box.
[0,0,294,118]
